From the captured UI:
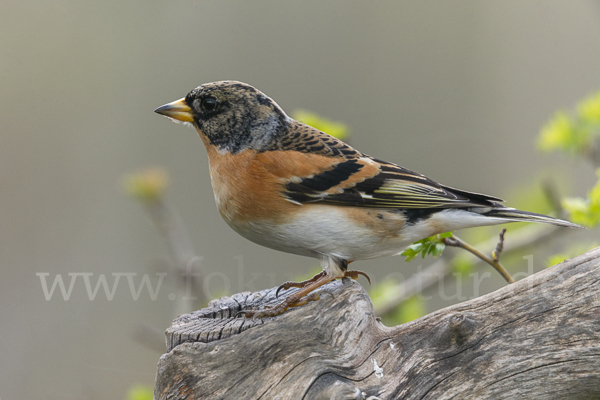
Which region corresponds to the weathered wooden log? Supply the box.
[154,247,600,400]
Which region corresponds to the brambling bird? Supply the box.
[155,81,579,318]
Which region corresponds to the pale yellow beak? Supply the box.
[154,98,194,122]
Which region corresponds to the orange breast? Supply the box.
[203,143,333,223]
[198,132,377,224]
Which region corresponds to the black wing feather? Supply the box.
[277,123,504,210]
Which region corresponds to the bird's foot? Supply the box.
[275,271,326,298]
[239,291,327,319]
[238,269,371,319]
[342,269,371,285]
[275,270,370,298]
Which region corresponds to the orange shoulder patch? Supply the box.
[256,151,345,181]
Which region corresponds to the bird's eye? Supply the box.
[201,97,218,112]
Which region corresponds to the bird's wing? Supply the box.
[269,121,503,209]
[279,155,503,209]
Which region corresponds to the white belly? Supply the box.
[223,205,509,271]
[225,205,410,262]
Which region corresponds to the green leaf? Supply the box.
[538,91,600,157]
[562,168,600,227]
[401,232,453,262]
[577,91,600,125]
[538,111,577,153]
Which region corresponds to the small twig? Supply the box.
[144,201,206,312]
[374,224,563,316]
[124,169,206,307]
[125,169,207,351]
[443,234,515,284]
[492,228,506,262]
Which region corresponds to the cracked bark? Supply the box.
[154,246,600,399]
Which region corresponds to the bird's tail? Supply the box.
[482,208,582,228]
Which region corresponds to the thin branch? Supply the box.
[125,169,208,352]
[144,200,206,308]
[374,224,564,316]
[444,234,514,284]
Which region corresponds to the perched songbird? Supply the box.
[155,81,579,317]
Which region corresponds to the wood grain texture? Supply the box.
[155,247,600,400]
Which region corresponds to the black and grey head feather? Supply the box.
[185,81,290,154]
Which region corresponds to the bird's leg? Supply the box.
[275,271,326,298]
[241,272,336,318]
[239,268,372,319]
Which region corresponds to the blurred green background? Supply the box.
[2,1,600,399]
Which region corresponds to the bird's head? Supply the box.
[155,81,289,154]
